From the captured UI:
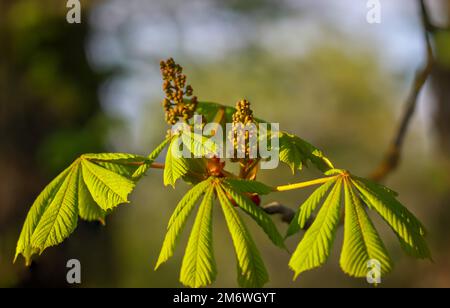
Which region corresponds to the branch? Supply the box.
[265,0,436,223]
[370,0,434,181]
[262,202,296,224]
[149,162,165,169]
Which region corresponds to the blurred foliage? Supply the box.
[1,0,450,288]
[0,0,115,287]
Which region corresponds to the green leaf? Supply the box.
[15,165,73,265]
[216,185,269,288]
[132,138,172,179]
[195,101,267,128]
[15,153,144,265]
[196,101,238,124]
[289,179,342,279]
[182,158,208,185]
[285,210,302,239]
[279,132,334,173]
[77,167,106,224]
[180,186,217,288]
[352,178,430,259]
[30,164,79,254]
[81,159,135,210]
[297,178,337,230]
[279,136,303,172]
[221,182,285,249]
[155,178,212,269]
[164,136,189,187]
[181,130,217,158]
[82,153,147,178]
[340,180,392,277]
[224,178,273,195]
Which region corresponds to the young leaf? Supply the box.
[287,170,429,279]
[77,167,106,224]
[285,210,302,239]
[279,132,334,173]
[285,176,337,238]
[81,159,135,210]
[180,186,217,288]
[221,182,285,249]
[351,178,430,259]
[224,178,273,195]
[164,136,189,187]
[196,101,267,124]
[340,180,392,277]
[132,138,172,179]
[155,178,212,269]
[216,185,269,288]
[181,130,217,158]
[196,101,238,124]
[289,179,343,278]
[15,165,73,265]
[82,153,148,178]
[181,158,208,185]
[297,178,337,230]
[30,165,79,254]
[16,153,145,265]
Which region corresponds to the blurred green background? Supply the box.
[1,0,450,288]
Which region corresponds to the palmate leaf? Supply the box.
[155,178,212,269]
[81,159,135,210]
[286,178,337,238]
[180,186,217,288]
[288,169,429,279]
[223,178,273,195]
[164,135,190,187]
[196,101,238,124]
[289,178,343,278]
[197,101,334,174]
[83,153,148,178]
[340,180,392,277]
[156,177,281,288]
[15,165,73,265]
[164,130,217,187]
[196,101,267,124]
[216,185,269,288]
[352,178,430,259]
[15,153,146,265]
[222,179,285,249]
[77,167,106,223]
[181,130,218,158]
[279,132,334,173]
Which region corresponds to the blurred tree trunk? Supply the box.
[0,0,115,287]
[430,2,450,157]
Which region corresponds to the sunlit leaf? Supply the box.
[180,186,217,288]
[340,180,392,277]
[163,136,190,187]
[155,178,212,269]
[289,179,343,278]
[216,185,269,287]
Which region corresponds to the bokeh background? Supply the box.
[1,0,450,288]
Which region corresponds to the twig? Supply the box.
[264,0,436,223]
[150,162,165,169]
[262,202,296,224]
[370,0,434,181]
